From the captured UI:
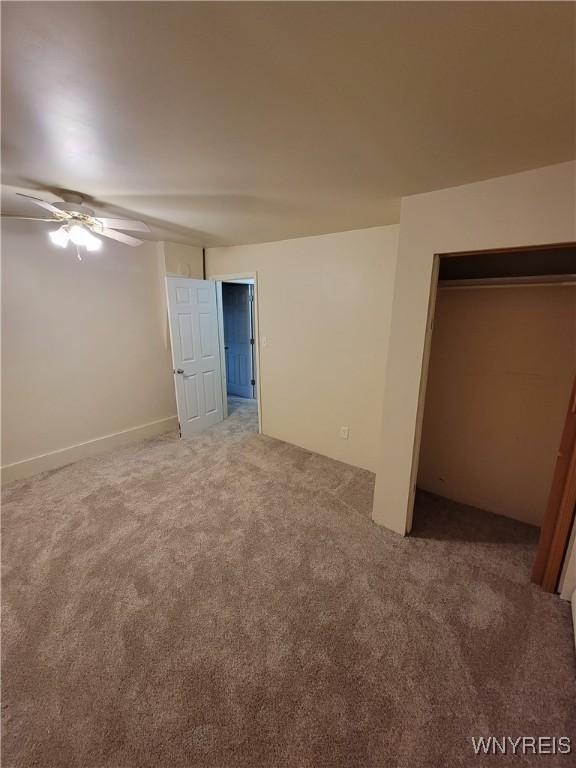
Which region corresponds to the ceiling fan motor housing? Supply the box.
[52,201,95,217]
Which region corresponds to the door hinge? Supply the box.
[178,421,182,438]
[251,379,256,386]
[250,338,255,345]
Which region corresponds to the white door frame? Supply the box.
[210,272,262,433]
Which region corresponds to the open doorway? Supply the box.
[412,243,576,586]
[165,272,261,440]
[222,281,256,400]
[213,273,261,434]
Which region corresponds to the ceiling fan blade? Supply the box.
[95,218,150,232]
[99,228,143,246]
[1,215,61,221]
[16,192,65,216]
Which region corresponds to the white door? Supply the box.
[166,277,224,437]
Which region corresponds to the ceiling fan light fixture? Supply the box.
[8,192,147,250]
[85,236,102,252]
[49,226,70,248]
[68,224,100,250]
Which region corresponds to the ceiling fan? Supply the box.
[2,192,150,258]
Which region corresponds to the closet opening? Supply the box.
[412,243,576,590]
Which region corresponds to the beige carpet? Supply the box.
[2,398,575,767]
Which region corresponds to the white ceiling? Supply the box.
[2,2,574,246]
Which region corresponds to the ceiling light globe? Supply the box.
[48,227,70,248]
[85,236,102,252]
[68,224,91,246]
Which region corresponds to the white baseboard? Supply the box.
[1,416,179,484]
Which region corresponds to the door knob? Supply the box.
[175,368,184,374]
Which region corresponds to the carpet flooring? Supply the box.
[2,398,575,767]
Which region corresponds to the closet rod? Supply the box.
[438,274,576,290]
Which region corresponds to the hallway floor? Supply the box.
[226,395,258,423]
[2,412,574,767]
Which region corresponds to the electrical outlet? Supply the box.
[340,426,349,440]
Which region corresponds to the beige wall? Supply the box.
[417,285,576,526]
[2,223,177,481]
[162,242,204,278]
[207,226,398,472]
[373,161,576,534]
